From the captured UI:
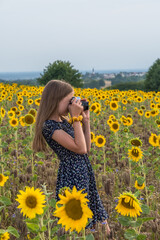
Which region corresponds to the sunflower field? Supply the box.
[0,82,160,240]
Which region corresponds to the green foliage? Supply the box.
[144,58,160,91]
[37,60,83,87]
[106,80,145,91]
[83,78,105,89]
[111,74,145,85]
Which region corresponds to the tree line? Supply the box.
[1,58,160,92]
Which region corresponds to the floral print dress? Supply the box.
[42,118,109,229]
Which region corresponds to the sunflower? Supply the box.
[90,132,95,143]
[28,108,37,118]
[28,99,33,105]
[19,105,24,111]
[134,180,145,190]
[7,96,12,101]
[128,147,143,162]
[130,138,142,147]
[150,109,159,117]
[107,119,113,126]
[115,192,142,217]
[126,117,133,126]
[11,107,17,112]
[24,114,35,125]
[140,105,146,110]
[1,107,5,118]
[16,186,46,219]
[122,99,127,104]
[145,111,150,118]
[95,135,106,147]
[110,122,119,133]
[15,110,21,117]
[0,174,9,186]
[19,116,26,127]
[9,118,19,127]
[137,109,144,116]
[53,185,93,233]
[110,101,118,111]
[7,110,15,119]
[0,232,10,240]
[35,98,41,106]
[90,103,98,112]
[149,133,158,147]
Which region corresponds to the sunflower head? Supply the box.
[124,128,129,133]
[16,186,46,219]
[95,135,106,147]
[115,191,142,217]
[0,232,10,240]
[0,174,9,186]
[53,185,93,233]
[24,114,35,125]
[130,138,142,147]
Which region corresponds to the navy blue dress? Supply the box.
[42,118,109,229]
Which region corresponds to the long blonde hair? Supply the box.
[32,79,73,152]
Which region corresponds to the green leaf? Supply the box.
[118,216,131,226]
[51,226,59,235]
[49,198,56,208]
[0,196,12,206]
[124,229,137,240]
[40,226,47,232]
[138,217,154,223]
[7,226,20,237]
[41,206,49,216]
[136,234,147,240]
[141,204,150,214]
[148,185,155,192]
[37,161,44,165]
[134,190,141,198]
[26,223,40,233]
[137,177,145,185]
[129,219,142,227]
[85,234,94,240]
[0,229,6,234]
[0,206,4,212]
[36,152,45,158]
[24,218,39,224]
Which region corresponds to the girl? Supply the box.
[32,79,110,235]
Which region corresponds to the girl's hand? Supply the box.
[68,98,83,117]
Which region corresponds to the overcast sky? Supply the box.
[0,0,160,72]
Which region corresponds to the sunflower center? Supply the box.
[0,174,2,182]
[97,138,104,144]
[112,103,117,108]
[131,140,141,146]
[65,198,83,220]
[121,198,134,209]
[132,149,139,157]
[26,196,37,208]
[113,123,118,130]
[12,120,17,125]
[153,136,157,143]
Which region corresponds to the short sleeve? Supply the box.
[42,120,61,142]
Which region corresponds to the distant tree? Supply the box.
[144,58,160,91]
[37,60,83,87]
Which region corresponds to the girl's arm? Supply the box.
[82,109,91,154]
[51,98,87,155]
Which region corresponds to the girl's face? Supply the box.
[58,91,74,116]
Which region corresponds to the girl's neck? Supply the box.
[49,115,63,122]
